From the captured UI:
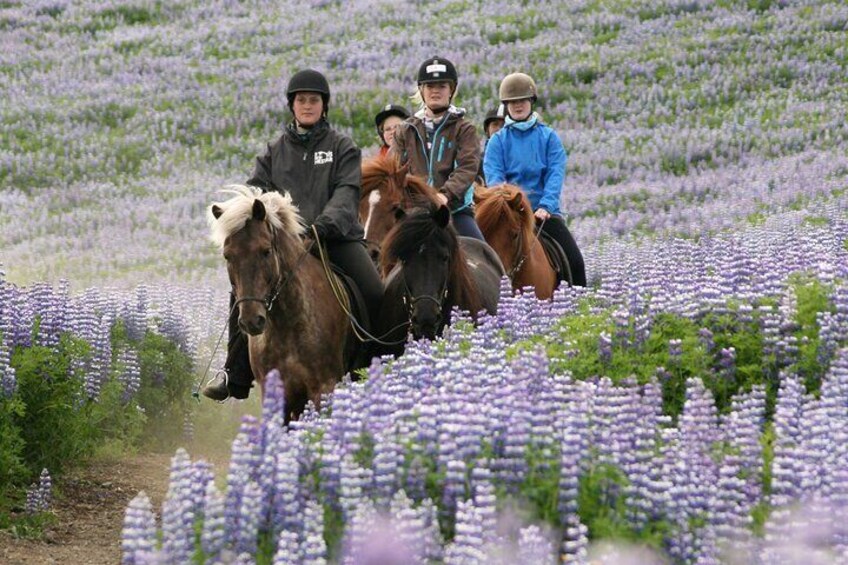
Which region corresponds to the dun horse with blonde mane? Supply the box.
[208,186,361,422]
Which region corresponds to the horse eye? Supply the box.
[262,248,272,258]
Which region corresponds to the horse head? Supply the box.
[383,202,459,340]
[475,184,535,276]
[209,186,305,336]
[361,156,439,263]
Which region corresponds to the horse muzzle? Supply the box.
[239,312,267,335]
[411,311,441,341]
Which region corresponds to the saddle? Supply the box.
[538,231,572,286]
[304,238,374,371]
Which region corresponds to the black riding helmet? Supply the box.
[417,56,458,86]
[483,104,506,130]
[375,104,411,145]
[375,104,410,128]
[286,69,330,114]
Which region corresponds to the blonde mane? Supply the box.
[208,185,304,248]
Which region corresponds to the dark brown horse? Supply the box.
[360,156,439,262]
[208,185,359,421]
[377,201,504,355]
[475,184,558,299]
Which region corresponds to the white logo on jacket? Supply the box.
[314,151,333,165]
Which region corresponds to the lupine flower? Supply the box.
[25,468,52,515]
[122,492,158,565]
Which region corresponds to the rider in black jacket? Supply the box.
[202,69,383,401]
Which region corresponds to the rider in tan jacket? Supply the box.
[391,56,485,240]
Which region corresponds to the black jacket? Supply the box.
[246,120,364,242]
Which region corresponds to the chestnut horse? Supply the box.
[360,156,439,262]
[475,184,558,299]
[208,186,360,421]
[378,201,504,355]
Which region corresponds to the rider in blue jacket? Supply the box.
[483,72,586,286]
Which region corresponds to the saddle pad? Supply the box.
[538,231,572,285]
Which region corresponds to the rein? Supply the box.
[232,234,315,312]
[314,226,410,347]
[507,217,547,279]
[401,267,449,314]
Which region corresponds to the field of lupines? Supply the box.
[1,0,847,562]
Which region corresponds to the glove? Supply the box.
[309,222,329,240]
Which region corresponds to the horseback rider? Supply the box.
[390,56,486,241]
[375,104,410,157]
[479,104,506,185]
[202,69,384,401]
[483,72,586,287]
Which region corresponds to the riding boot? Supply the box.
[202,296,254,401]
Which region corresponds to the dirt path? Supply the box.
[1,453,175,565]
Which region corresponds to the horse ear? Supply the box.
[211,205,224,219]
[434,204,450,228]
[509,191,524,208]
[252,199,266,221]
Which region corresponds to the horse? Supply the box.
[208,185,361,422]
[377,200,504,355]
[360,155,439,263]
[475,183,559,300]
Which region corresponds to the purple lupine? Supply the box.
[272,529,301,565]
[444,498,486,564]
[160,449,195,563]
[517,525,555,565]
[718,347,736,381]
[200,482,226,560]
[272,448,303,536]
[123,285,150,342]
[25,468,52,515]
[0,342,16,398]
[668,338,683,361]
[389,490,433,563]
[698,327,715,353]
[122,492,158,565]
[598,331,613,363]
[234,479,262,556]
[225,431,259,548]
[300,499,327,564]
[559,513,588,564]
[117,346,141,404]
[764,371,807,548]
[339,451,373,521]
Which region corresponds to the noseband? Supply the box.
[401,263,449,319]
[232,231,314,312]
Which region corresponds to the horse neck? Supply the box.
[447,244,482,316]
[266,240,312,328]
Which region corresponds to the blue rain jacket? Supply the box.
[482,116,567,216]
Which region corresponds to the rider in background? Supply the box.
[483,72,586,287]
[391,56,485,241]
[375,104,410,157]
[202,69,383,401]
[479,104,506,184]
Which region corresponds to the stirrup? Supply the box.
[201,369,232,402]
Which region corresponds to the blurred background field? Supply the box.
[1,0,847,562]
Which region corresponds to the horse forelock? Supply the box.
[361,156,437,207]
[209,185,304,248]
[476,185,534,248]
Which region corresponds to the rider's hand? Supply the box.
[534,208,551,221]
[436,192,449,207]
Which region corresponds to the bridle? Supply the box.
[400,248,451,322]
[232,228,314,312]
[506,216,546,279]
